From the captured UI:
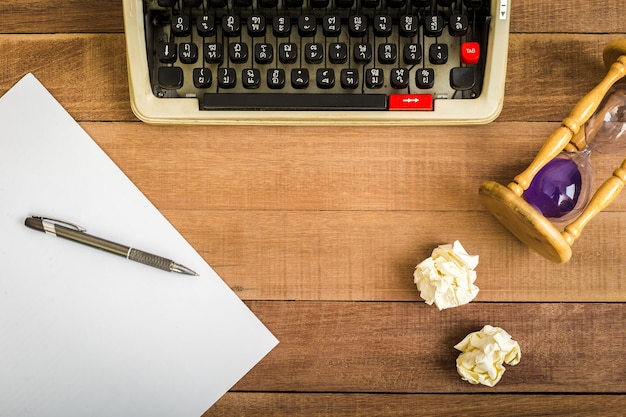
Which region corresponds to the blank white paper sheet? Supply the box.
[0,73,278,417]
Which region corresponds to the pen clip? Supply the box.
[32,216,87,233]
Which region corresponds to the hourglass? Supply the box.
[479,39,626,263]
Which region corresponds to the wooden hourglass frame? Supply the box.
[479,39,626,263]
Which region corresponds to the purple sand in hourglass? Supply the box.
[523,158,583,219]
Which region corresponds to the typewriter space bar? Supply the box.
[202,93,388,110]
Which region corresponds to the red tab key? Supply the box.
[461,41,480,65]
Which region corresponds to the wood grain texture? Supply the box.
[510,1,626,34]
[205,393,626,417]
[154,209,626,302]
[0,0,124,34]
[0,35,132,121]
[234,302,626,393]
[86,122,626,212]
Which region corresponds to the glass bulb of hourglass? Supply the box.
[523,151,593,223]
[584,85,626,153]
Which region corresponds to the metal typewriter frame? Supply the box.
[122,0,510,125]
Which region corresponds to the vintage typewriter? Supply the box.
[123,0,510,124]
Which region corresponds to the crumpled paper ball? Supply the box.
[454,325,521,387]
[413,240,479,310]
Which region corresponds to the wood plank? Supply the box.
[0,34,133,121]
[157,209,626,302]
[500,33,618,122]
[88,121,626,212]
[233,302,626,393]
[0,0,124,34]
[510,0,626,34]
[0,33,624,122]
[205,393,626,417]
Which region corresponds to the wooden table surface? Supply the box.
[3,1,626,415]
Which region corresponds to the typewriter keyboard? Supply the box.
[123,0,510,124]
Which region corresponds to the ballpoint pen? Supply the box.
[24,216,199,276]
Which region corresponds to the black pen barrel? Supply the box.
[54,225,130,258]
[25,217,130,258]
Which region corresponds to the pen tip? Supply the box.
[170,262,199,276]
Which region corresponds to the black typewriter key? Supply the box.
[399,15,418,37]
[429,43,448,64]
[437,0,453,6]
[340,69,359,89]
[193,68,212,88]
[247,15,266,37]
[463,0,483,8]
[365,68,384,89]
[329,43,348,64]
[316,68,335,89]
[235,0,253,6]
[449,14,468,36]
[387,0,405,7]
[184,0,203,5]
[305,43,324,64]
[354,43,372,63]
[298,15,317,37]
[286,0,304,6]
[243,68,262,89]
[158,41,177,63]
[362,0,379,7]
[273,16,291,37]
[179,42,198,64]
[279,42,298,63]
[373,15,392,37]
[267,68,286,89]
[390,68,409,89]
[158,66,184,89]
[197,15,215,37]
[229,42,248,63]
[403,43,422,65]
[416,67,435,88]
[217,68,236,88]
[209,0,227,6]
[412,0,431,6]
[171,15,191,37]
[259,0,278,6]
[204,42,223,63]
[378,43,397,64]
[291,68,309,89]
[336,0,354,7]
[424,14,444,37]
[348,15,367,37]
[450,67,475,91]
[323,15,341,37]
[254,43,274,64]
[311,0,330,7]
[222,15,241,37]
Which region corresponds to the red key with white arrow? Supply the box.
[388,94,433,111]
